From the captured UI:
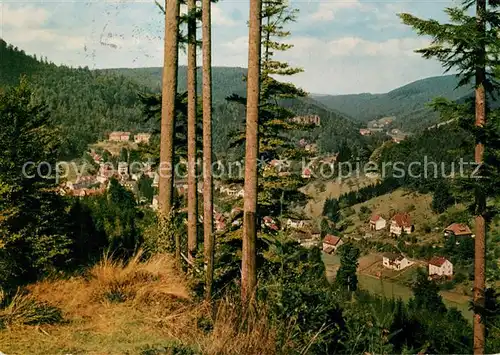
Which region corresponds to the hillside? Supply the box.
[0,39,155,158]
[1,40,364,158]
[312,75,473,132]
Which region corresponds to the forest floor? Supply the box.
[0,253,276,355]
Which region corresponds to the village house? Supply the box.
[390,213,414,236]
[359,128,372,136]
[305,143,318,153]
[428,257,453,278]
[134,133,151,144]
[444,223,473,239]
[89,151,102,163]
[109,131,131,142]
[291,115,320,126]
[322,235,343,254]
[382,253,413,271]
[302,168,312,179]
[262,216,279,231]
[215,212,226,232]
[286,218,309,230]
[97,163,114,183]
[118,162,129,177]
[369,214,386,231]
[66,176,97,190]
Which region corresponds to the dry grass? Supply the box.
[0,252,283,355]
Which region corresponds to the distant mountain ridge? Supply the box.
[311,74,473,132]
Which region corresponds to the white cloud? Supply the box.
[212,4,237,27]
[1,5,50,29]
[308,0,364,22]
[283,35,441,94]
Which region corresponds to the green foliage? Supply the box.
[335,243,361,292]
[75,179,143,259]
[0,80,73,287]
[410,268,447,314]
[432,180,455,213]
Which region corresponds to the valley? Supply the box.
[1,0,499,351]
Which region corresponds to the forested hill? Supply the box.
[312,75,473,132]
[0,39,155,158]
[102,66,357,119]
[1,39,365,158]
[101,66,249,103]
[103,66,364,155]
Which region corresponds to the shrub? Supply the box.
[0,289,63,329]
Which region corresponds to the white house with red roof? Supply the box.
[429,256,453,277]
[369,214,386,231]
[322,235,343,254]
[382,253,413,271]
[390,213,414,236]
[428,257,453,277]
[302,168,312,179]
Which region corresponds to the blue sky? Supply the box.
[0,0,457,94]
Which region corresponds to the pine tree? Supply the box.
[335,243,360,292]
[241,0,262,305]
[186,0,198,262]
[159,0,181,240]
[228,0,314,218]
[399,2,500,351]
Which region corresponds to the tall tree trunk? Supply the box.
[202,0,214,299]
[473,0,486,353]
[159,0,180,217]
[187,0,198,262]
[241,0,262,305]
[159,0,180,264]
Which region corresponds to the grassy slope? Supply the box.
[0,253,276,355]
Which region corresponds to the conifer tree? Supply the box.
[159,0,180,242]
[400,2,500,351]
[229,0,314,218]
[242,0,262,305]
[186,0,198,262]
[202,0,215,300]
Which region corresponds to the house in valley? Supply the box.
[359,128,372,136]
[428,257,453,278]
[291,115,320,126]
[302,168,312,179]
[382,253,413,271]
[109,131,131,142]
[369,214,386,231]
[134,133,151,144]
[286,218,309,230]
[390,213,414,236]
[444,223,473,239]
[118,162,129,177]
[322,235,343,254]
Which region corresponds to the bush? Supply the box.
[454,272,466,284]
[360,206,371,214]
[0,289,63,329]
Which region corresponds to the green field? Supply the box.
[322,253,473,321]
